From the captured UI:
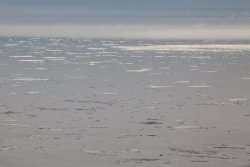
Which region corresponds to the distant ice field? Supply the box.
[1,37,250,167]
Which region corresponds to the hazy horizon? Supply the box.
[1,0,250,39]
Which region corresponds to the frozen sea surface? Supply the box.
[0,37,250,167]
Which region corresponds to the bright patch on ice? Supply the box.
[114,44,250,52]
[229,98,248,102]
[0,146,19,151]
[149,85,174,88]
[67,52,86,55]
[13,78,49,81]
[43,57,64,59]
[88,48,105,50]
[25,91,40,94]
[4,44,17,47]
[88,61,102,65]
[0,120,17,122]
[2,124,30,127]
[84,150,103,154]
[103,92,118,95]
[35,68,47,70]
[46,49,62,52]
[127,68,152,73]
[201,71,217,73]
[43,57,65,61]
[18,60,44,63]
[10,55,33,58]
[188,85,211,88]
[173,126,200,129]
[174,81,190,84]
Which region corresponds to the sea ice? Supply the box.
[127,68,152,73]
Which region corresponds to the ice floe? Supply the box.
[10,55,33,58]
[229,98,248,102]
[173,126,200,129]
[127,68,152,73]
[174,81,190,84]
[13,78,49,81]
[188,84,211,88]
[149,85,174,88]
[88,61,102,65]
[18,60,44,63]
[114,44,250,52]
[46,49,62,52]
[242,77,250,80]
[2,124,30,127]
[25,91,40,94]
[43,57,65,61]
[0,146,19,151]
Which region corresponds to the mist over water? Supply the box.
[0,0,250,39]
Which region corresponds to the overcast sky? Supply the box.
[0,0,250,39]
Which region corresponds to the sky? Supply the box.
[0,0,250,39]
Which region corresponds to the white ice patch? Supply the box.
[149,85,174,88]
[95,92,117,95]
[88,61,102,65]
[103,92,118,95]
[0,146,19,151]
[88,48,105,50]
[229,98,248,102]
[127,68,152,73]
[2,124,30,127]
[43,57,64,59]
[114,44,250,52]
[0,120,17,122]
[201,71,217,73]
[189,56,211,59]
[46,49,62,52]
[188,84,211,88]
[67,52,87,55]
[35,68,47,70]
[84,150,103,154]
[173,126,200,129]
[4,44,17,47]
[25,91,40,94]
[84,149,115,156]
[174,81,190,84]
[129,56,142,58]
[154,56,165,58]
[43,57,65,61]
[13,78,49,81]
[10,55,33,58]
[18,60,44,63]
[97,51,117,54]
